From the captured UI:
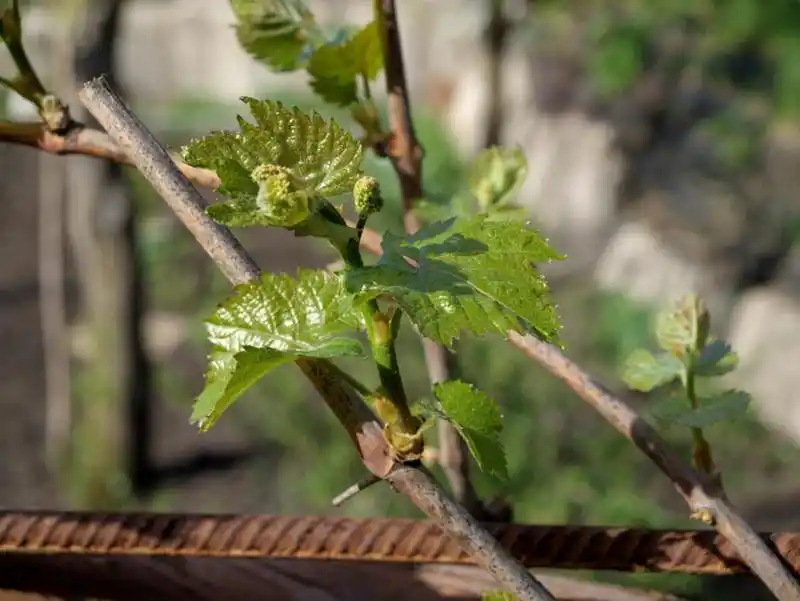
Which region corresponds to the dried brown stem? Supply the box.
[377,0,487,520]
[78,75,555,601]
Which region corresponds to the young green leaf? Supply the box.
[182,98,364,227]
[655,295,710,356]
[307,20,384,106]
[345,215,564,347]
[191,348,292,431]
[695,339,739,377]
[229,0,321,72]
[650,390,751,428]
[206,268,364,358]
[430,380,508,481]
[621,348,684,392]
[468,146,528,211]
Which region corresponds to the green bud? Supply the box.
[353,176,383,216]
[252,163,310,227]
[251,163,291,183]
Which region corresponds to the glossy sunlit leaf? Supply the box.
[621,348,684,392]
[429,380,508,480]
[345,215,564,347]
[191,348,292,431]
[206,268,364,358]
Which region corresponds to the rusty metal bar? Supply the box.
[0,511,797,575]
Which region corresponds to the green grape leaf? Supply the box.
[307,20,384,106]
[430,380,508,481]
[345,215,564,347]
[695,339,739,377]
[654,295,710,356]
[650,390,751,429]
[468,146,528,211]
[229,0,320,72]
[206,268,364,358]
[182,98,363,225]
[622,348,684,392]
[191,348,292,431]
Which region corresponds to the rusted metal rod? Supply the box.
[0,511,796,575]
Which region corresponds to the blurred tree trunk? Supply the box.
[66,0,153,507]
[39,9,72,475]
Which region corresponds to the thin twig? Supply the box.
[78,75,556,601]
[0,121,220,189]
[377,0,486,519]
[332,474,381,506]
[483,0,511,149]
[508,332,800,601]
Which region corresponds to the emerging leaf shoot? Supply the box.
[468,146,528,211]
[622,295,751,439]
[182,98,364,228]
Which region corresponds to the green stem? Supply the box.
[363,302,416,432]
[0,5,47,106]
[685,358,715,476]
[318,202,419,449]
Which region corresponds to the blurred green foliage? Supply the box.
[531,0,800,117]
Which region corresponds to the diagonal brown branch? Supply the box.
[377,0,487,521]
[78,75,556,601]
[508,333,800,601]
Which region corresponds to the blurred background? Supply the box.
[1,0,800,598]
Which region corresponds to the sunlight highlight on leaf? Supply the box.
[345,215,564,346]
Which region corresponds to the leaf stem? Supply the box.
[0,0,70,131]
[685,357,716,478]
[317,201,419,454]
[363,298,421,452]
[375,0,489,519]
